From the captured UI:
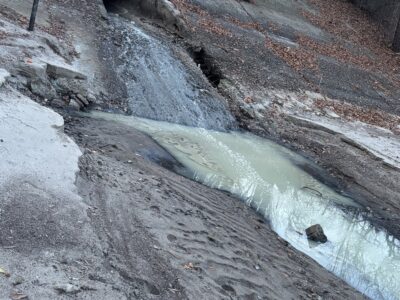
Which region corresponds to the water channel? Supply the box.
[88,111,400,300]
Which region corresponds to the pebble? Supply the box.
[54,283,81,294]
[12,276,25,286]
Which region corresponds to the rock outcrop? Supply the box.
[350,0,400,51]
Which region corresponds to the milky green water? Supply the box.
[90,111,400,300]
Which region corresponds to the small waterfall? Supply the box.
[109,15,236,131]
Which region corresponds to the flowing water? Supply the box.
[109,15,236,130]
[89,111,400,300]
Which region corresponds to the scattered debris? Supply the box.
[314,98,400,132]
[171,0,232,37]
[265,36,318,72]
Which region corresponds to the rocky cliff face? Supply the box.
[350,0,400,51]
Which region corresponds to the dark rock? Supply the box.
[50,99,67,108]
[305,224,327,243]
[76,94,89,106]
[167,234,177,242]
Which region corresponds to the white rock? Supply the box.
[0,68,10,87]
[0,88,82,194]
[325,109,340,119]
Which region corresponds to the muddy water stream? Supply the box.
[89,111,400,300]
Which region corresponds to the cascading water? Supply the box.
[89,111,400,300]
[109,15,236,131]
